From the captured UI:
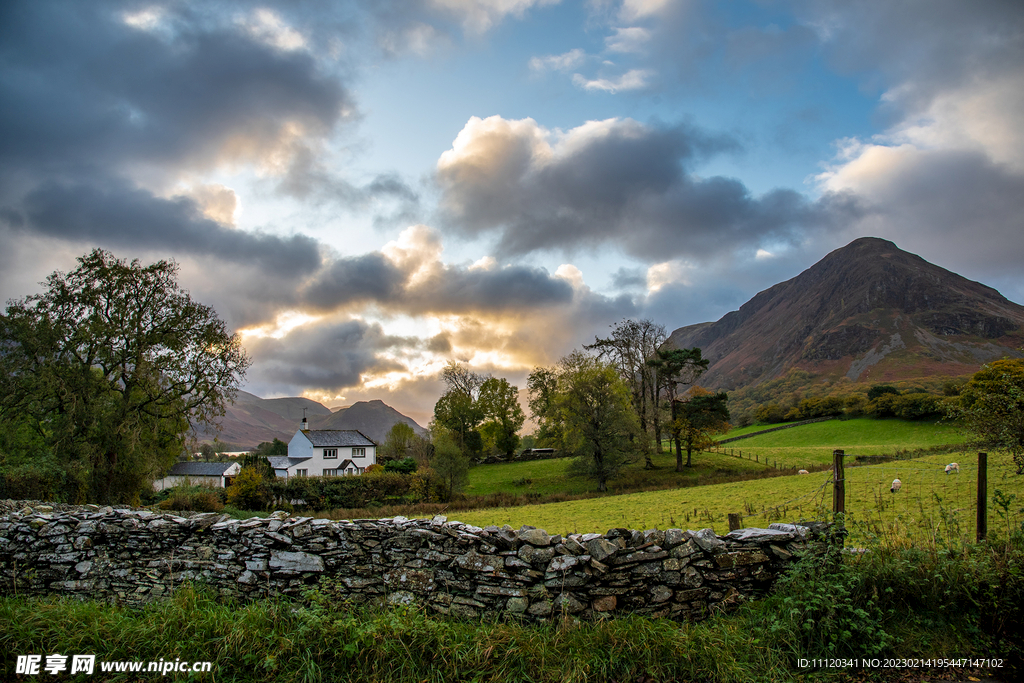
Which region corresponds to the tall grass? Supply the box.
[3,525,1021,682]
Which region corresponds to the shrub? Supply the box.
[226,467,272,511]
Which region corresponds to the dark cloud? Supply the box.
[407,263,575,314]
[436,116,860,261]
[20,180,323,276]
[0,1,351,180]
[245,318,409,392]
[300,253,408,311]
[611,267,646,290]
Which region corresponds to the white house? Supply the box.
[153,461,241,491]
[274,418,377,479]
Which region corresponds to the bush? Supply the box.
[226,467,272,511]
[384,457,417,474]
[157,486,225,512]
[266,471,414,511]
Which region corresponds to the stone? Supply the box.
[527,600,553,616]
[547,555,582,572]
[518,544,556,566]
[506,597,528,613]
[553,593,585,613]
[725,528,794,542]
[585,538,619,563]
[650,585,673,603]
[455,550,503,573]
[269,550,324,574]
[690,528,726,553]
[592,595,617,612]
[518,528,552,546]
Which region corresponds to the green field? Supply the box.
[464,447,769,497]
[450,418,1017,544]
[453,451,1024,543]
[710,417,964,468]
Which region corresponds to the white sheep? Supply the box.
[798,469,809,475]
[891,478,902,493]
[945,463,960,474]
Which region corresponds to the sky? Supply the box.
[2,0,1023,427]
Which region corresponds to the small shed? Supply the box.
[153,461,241,491]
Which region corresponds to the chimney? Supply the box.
[300,417,309,432]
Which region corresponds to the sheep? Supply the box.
[798,469,809,475]
[945,462,960,474]
[891,478,902,493]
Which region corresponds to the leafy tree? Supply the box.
[532,352,639,491]
[477,377,525,457]
[0,249,250,503]
[948,359,1024,474]
[380,422,416,462]
[239,453,274,479]
[648,346,709,456]
[252,438,288,456]
[199,443,216,461]
[527,366,563,449]
[672,388,730,469]
[586,319,667,463]
[430,427,469,502]
[433,361,484,453]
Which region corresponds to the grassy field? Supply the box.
[452,451,1024,544]
[464,446,769,497]
[710,417,965,468]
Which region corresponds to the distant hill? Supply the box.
[310,399,429,445]
[668,237,1024,391]
[194,394,423,449]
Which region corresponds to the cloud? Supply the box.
[529,48,587,73]
[426,0,562,34]
[436,115,856,261]
[572,68,652,92]
[19,179,323,276]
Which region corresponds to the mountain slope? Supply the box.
[310,399,428,445]
[194,394,423,448]
[668,237,1024,390]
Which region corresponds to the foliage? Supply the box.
[671,388,730,469]
[380,422,417,462]
[532,351,640,492]
[226,467,272,511]
[477,377,526,457]
[156,485,225,512]
[251,438,289,456]
[0,249,250,504]
[265,470,417,511]
[433,364,484,455]
[431,428,470,502]
[240,453,274,479]
[383,457,417,474]
[949,358,1024,474]
[868,384,901,400]
[586,319,667,463]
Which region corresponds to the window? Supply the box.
[352,447,366,457]
[323,468,339,477]
[295,469,307,477]
[324,448,338,459]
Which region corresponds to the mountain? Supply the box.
[667,237,1024,391]
[310,399,429,445]
[194,393,423,449]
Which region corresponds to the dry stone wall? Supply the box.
[0,502,822,622]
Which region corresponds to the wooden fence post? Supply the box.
[833,449,845,514]
[728,513,742,531]
[977,452,988,542]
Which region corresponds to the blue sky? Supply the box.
[2,0,1022,425]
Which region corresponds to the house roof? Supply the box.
[267,456,311,470]
[167,462,235,477]
[299,430,376,447]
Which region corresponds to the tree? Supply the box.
[199,443,216,461]
[380,422,416,462]
[252,438,289,456]
[430,426,469,501]
[477,377,525,457]
[0,249,250,503]
[948,358,1024,474]
[433,361,484,453]
[531,351,639,491]
[586,319,667,464]
[672,388,731,469]
[647,345,709,462]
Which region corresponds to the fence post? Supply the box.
[977,452,988,542]
[728,513,742,531]
[832,449,845,514]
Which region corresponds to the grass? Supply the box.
[450,451,1024,545]
[2,531,1021,682]
[465,447,769,498]
[710,417,965,468]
